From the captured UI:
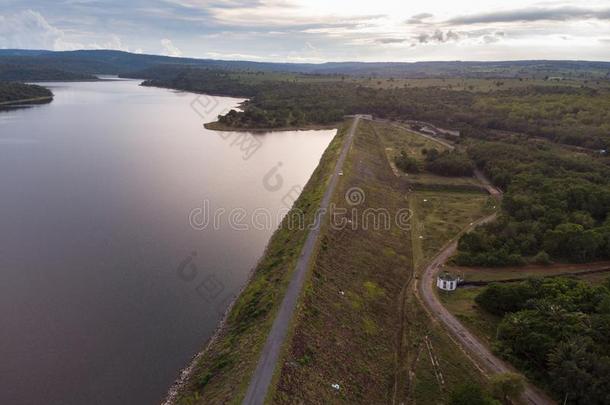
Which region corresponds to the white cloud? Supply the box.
[89,35,130,52]
[161,38,182,57]
[0,10,82,50]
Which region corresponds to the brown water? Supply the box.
[0,79,334,405]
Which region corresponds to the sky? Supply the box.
[0,0,609,62]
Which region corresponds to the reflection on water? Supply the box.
[0,79,334,405]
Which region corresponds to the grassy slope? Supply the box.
[271,120,494,404]
[174,122,347,404]
[272,120,413,403]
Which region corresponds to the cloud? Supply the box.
[0,9,82,50]
[89,35,130,52]
[406,12,433,24]
[414,29,460,44]
[449,6,610,25]
[375,38,406,44]
[161,38,182,56]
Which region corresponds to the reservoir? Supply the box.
[0,79,334,404]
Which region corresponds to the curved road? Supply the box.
[242,117,361,405]
[418,214,555,405]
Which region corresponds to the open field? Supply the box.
[171,122,347,405]
[410,191,495,270]
[439,288,502,347]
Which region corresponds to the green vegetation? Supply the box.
[449,382,499,405]
[133,65,610,149]
[410,191,495,269]
[270,120,488,404]
[0,81,53,104]
[173,122,347,404]
[0,64,97,82]
[395,151,420,173]
[474,277,610,404]
[489,373,525,404]
[273,120,413,403]
[424,149,475,177]
[456,140,610,266]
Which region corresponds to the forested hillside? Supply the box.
[0,64,97,81]
[0,82,53,103]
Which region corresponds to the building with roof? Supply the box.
[436,272,458,292]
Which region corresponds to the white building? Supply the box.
[437,272,458,292]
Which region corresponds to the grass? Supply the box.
[372,120,491,195]
[271,120,492,404]
[410,191,495,270]
[272,120,413,404]
[439,287,501,347]
[173,121,348,404]
[375,121,449,163]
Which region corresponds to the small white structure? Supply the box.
[437,272,458,292]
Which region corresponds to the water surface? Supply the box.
[0,79,334,405]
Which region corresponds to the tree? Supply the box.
[490,373,525,404]
[395,151,419,173]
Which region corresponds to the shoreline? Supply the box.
[204,120,339,133]
[160,122,345,404]
[161,116,341,404]
[161,262,258,405]
[0,96,54,106]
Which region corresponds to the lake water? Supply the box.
[0,79,334,405]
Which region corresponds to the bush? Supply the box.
[532,251,552,265]
[425,150,474,177]
[475,282,537,316]
[395,151,419,173]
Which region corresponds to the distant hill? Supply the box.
[1,49,609,79]
[0,63,97,82]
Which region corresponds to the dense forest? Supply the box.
[455,140,610,266]
[0,64,97,82]
[134,66,610,149]
[0,81,53,103]
[476,278,610,404]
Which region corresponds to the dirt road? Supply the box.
[417,214,555,405]
[242,117,360,405]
